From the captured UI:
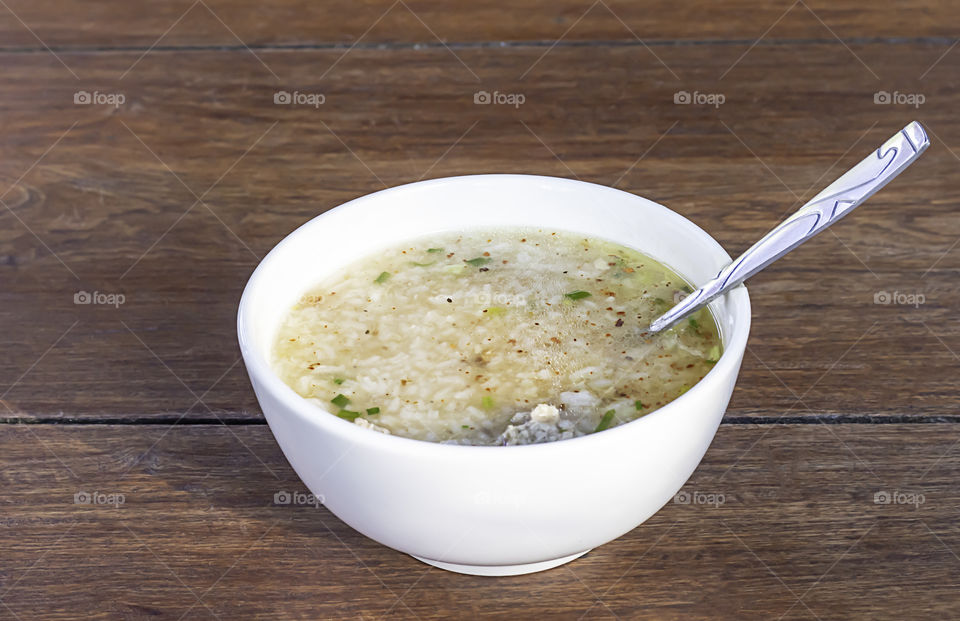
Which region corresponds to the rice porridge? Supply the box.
[271,229,721,445]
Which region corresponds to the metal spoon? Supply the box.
[646,121,930,335]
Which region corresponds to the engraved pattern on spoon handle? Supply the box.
[648,122,930,334]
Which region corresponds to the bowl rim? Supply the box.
[237,173,752,455]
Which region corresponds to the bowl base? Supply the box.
[410,550,590,576]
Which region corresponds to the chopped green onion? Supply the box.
[337,410,360,421]
[331,394,350,408]
[443,264,466,275]
[564,290,592,300]
[595,409,616,432]
[461,424,470,429]
[635,400,645,411]
[411,261,434,267]
[333,378,344,385]
[486,306,506,317]
[464,257,492,267]
[426,248,443,253]
[706,345,721,363]
[365,407,380,415]
[688,317,700,330]
[481,395,494,410]
[374,271,391,284]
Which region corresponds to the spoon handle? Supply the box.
[648,121,930,334]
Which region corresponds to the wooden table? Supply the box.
[2,1,958,618]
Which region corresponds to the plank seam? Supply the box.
[2,414,959,425]
[0,36,953,56]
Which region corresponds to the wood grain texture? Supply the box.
[1,41,958,420]
[1,423,958,620]
[0,0,957,48]
[2,4,958,620]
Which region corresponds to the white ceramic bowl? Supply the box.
[238,174,751,576]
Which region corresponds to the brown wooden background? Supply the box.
[2,1,959,618]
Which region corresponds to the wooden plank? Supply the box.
[1,423,958,619]
[0,42,957,420]
[0,1,956,49]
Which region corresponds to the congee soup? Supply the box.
[272,229,721,445]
